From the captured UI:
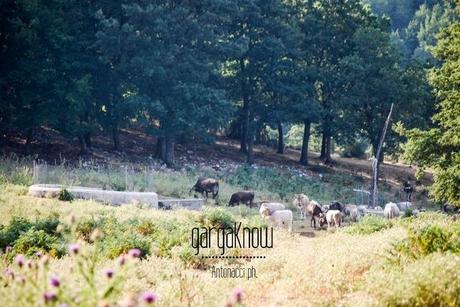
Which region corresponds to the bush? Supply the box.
[199,208,235,228]
[58,188,74,202]
[97,231,150,259]
[12,228,63,257]
[365,253,460,306]
[75,218,102,242]
[340,140,368,159]
[345,215,394,235]
[391,223,460,262]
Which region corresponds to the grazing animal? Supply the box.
[292,194,310,219]
[229,191,255,207]
[357,205,367,216]
[259,202,286,216]
[441,203,457,214]
[189,177,219,199]
[344,204,361,222]
[260,208,293,232]
[403,181,414,201]
[397,202,412,212]
[384,202,400,219]
[329,201,345,213]
[306,200,325,229]
[326,210,342,229]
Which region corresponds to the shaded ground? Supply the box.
[1,127,432,193]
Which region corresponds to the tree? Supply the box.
[401,18,460,206]
[114,1,233,166]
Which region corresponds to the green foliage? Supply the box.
[199,208,235,229]
[58,188,74,202]
[345,215,394,235]
[12,228,63,258]
[401,15,460,206]
[392,223,460,262]
[339,140,369,159]
[367,253,460,306]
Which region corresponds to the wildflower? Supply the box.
[69,243,80,255]
[5,246,12,253]
[5,268,15,280]
[43,291,57,303]
[104,268,114,279]
[232,287,244,303]
[18,275,26,284]
[141,291,158,304]
[58,304,69,307]
[36,251,43,258]
[15,254,25,268]
[128,248,141,258]
[50,274,60,287]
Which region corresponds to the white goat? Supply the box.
[260,208,293,232]
[384,202,400,219]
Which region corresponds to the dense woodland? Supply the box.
[0,0,459,204]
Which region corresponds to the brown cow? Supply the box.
[229,191,255,207]
[189,177,219,199]
[306,200,325,229]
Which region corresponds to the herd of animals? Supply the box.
[188,177,441,232]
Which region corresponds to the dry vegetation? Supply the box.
[0,158,458,306]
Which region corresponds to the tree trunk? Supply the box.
[300,120,311,165]
[84,132,92,149]
[277,121,284,154]
[164,135,175,167]
[371,103,394,207]
[25,128,33,153]
[246,129,254,164]
[155,137,165,159]
[320,131,327,159]
[239,58,248,154]
[112,127,120,151]
[78,135,88,154]
[324,134,332,163]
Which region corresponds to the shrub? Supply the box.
[97,231,150,259]
[365,253,460,306]
[345,215,394,235]
[391,223,460,262]
[199,208,235,228]
[75,218,102,242]
[339,140,368,159]
[12,228,63,257]
[58,188,74,202]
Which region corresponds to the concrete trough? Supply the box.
[158,198,204,211]
[28,184,158,208]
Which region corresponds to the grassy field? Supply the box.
[0,158,458,306]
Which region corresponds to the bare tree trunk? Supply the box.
[277,121,284,154]
[371,103,394,207]
[164,135,175,167]
[300,120,311,165]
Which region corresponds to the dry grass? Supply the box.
[0,183,413,306]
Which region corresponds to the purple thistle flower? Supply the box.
[232,287,244,303]
[69,243,80,255]
[43,291,57,303]
[128,248,141,258]
[50,274,60,287]
[141,291,158,304]
[5,246,12,253]
[5,268,15,280]
[14,254,25,268]
[35,251,43,258]
[104,268,114,279]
